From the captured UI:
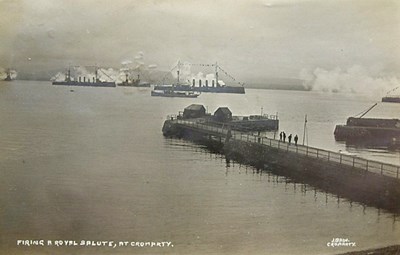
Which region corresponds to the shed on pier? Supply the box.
[183,104,206,119]
[214,107,232,122]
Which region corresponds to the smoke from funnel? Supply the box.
[300,65,399,96]
[51,66,119,82]
[171,60,225,85]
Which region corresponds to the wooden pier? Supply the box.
[163,118,400,213]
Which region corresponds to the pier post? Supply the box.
[397,167,399,179]
[316,150,319,158]
[306,146,308,156]
[381,164,383,175]
[352,157,355,168]
[366,160,368,172]
[340,154,342,164]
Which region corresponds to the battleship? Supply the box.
[52,66,116,87]
[118,74,150,87]
[154,62,245,94]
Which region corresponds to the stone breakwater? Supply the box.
[224,139,400,213]
[162,119,400,214]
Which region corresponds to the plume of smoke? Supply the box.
[0,67,18,79]
[170,60,225,85]
[51,66,119,82]
[121,60,133,65]
[98,68,119,82]
[300,65,400,96]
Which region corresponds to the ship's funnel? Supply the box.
[212,80,215,87]
[205,80,208,87]
[84,77,86,82]
[199,79,202,87]
[193,79,195,87]
[79,77,81,82]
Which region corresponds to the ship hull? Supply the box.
[334,117,400,148]
[151,90,199,98]
[52,81,116,87]
[382,97,400,103]
[154,85,245,94]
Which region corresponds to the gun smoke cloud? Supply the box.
[0,67,18,80]
[300,65,400,96]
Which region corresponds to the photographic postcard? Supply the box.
[1,1,400,254]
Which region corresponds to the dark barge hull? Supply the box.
[52,81,116,87]
[334,117,400,147]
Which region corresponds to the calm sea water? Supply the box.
[0,80,399,255]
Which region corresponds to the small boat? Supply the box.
[151,89,199,98]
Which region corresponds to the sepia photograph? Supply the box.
[0,0,400,254]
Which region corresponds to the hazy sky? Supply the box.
[0,0,399,82]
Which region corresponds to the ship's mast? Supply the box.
[215,62,219,87]
[177,61,180,85]
[66,66,71,82]
[359,103,378,118]
[95,65,99,82]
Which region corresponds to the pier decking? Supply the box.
[169,119,400,180]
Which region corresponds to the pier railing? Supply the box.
[174,119,400,179]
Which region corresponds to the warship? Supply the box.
[154,62,245,94]
[52,66,116,87]
[118,74,150,87]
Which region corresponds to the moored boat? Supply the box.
[334,103,400,147]
[151,89,199,98]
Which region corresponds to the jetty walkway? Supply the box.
[172,119,400,180]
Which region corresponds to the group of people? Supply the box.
[279,131,298,145]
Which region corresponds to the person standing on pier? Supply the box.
[279,132,283,141]
[283,132,286,142]
[288,134,292,144]
[294,135,298,146]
